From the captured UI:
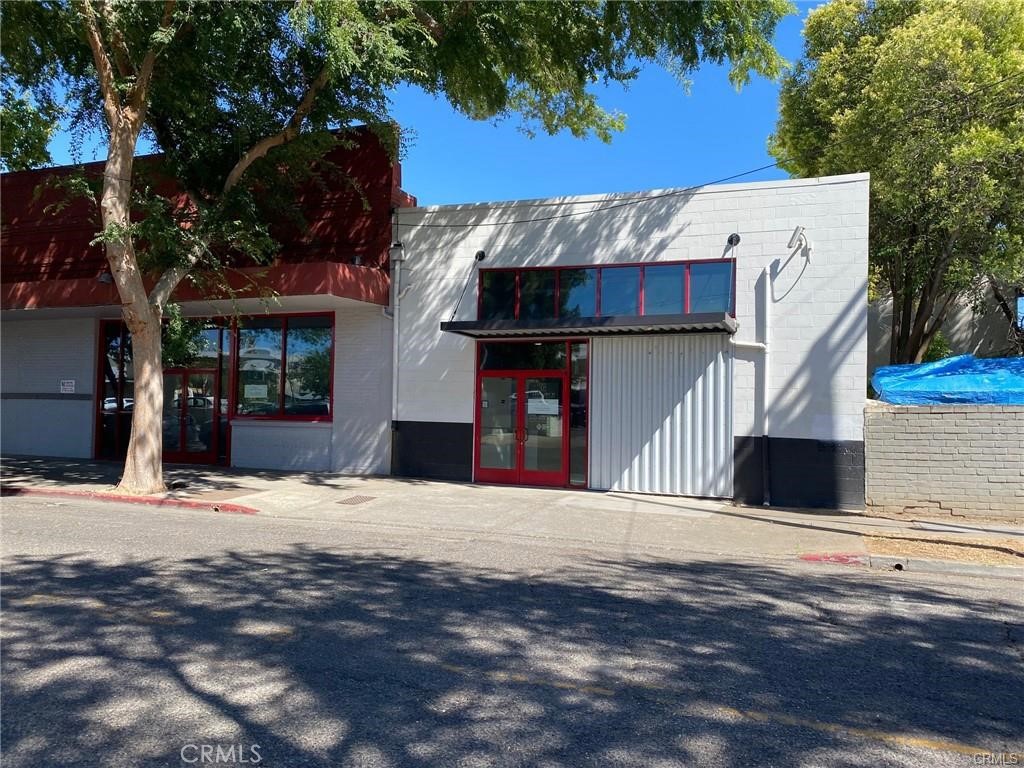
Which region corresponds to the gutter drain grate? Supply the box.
[337,495,376,506]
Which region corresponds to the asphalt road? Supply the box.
[2,495,1022,768]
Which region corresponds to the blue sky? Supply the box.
[48,3,813,206]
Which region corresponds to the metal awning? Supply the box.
[439,312,737,338]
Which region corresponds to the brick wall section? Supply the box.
[864,401,1024,519]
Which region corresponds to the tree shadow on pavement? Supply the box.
[1,548,1021,767]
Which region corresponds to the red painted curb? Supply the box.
[0,486,258,515]
[799,552,868,567]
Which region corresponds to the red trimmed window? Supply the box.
[235,314,334,420]
[478,260,735,322]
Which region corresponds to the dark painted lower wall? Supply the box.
[734,436,865,510]
[392,421,473,482]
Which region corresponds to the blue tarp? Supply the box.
[872,355,1024,405]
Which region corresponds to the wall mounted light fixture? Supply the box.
[787,226,812,262]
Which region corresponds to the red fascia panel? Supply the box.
[1,128,411,282]
[391,186,418,209]
[1,260,390,310]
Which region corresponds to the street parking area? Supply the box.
[1,494,1022,767]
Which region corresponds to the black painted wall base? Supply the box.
[392,422,863,509]
[392,420,473,482]
[734,436,865,510]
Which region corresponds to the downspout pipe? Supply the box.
[384,234,409,479]
[386,242,406,429]
[730,265,772,506]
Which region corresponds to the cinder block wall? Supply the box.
[865,402,1024,519]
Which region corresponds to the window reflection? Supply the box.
[480,271,516,320]
[519,270,556,320]
[479,342,567,371]
[285,317,332,416]
[599,267,640,315]
[558,269,597,318]
[643,264,685,315]
[690,262,734,313]
[569,342,588,485]
[237,319,283,416]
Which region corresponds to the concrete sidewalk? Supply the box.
[2,456,1021,577]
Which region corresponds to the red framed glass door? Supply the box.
[163,368,219,464]
[476,371,568,487]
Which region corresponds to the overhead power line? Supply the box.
[395,70,1024,230]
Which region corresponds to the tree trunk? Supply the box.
[99,126,167,494]
[118,314,165,493]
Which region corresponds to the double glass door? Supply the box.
[477,372,567,486]
[163,369,219,463]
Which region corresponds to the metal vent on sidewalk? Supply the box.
[337,495,376,506]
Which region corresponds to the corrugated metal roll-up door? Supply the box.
[590,335,733,497]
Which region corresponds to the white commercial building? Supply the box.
[1,146,869,509]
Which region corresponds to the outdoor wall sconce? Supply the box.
[788,226,813,262]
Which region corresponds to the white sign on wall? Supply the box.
[59,379,76,394]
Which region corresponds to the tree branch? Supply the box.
[76,0,121,127]
[100,0,134,78]
[222,66,330,194]
[149,260,193,310]
[987,274,1024,353]
[411,5,445,43]
[148,190,204,309]
[153,63,332,308]
[129,0,176,117]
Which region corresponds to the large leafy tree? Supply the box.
[769,0,1024,364]
[2,0,791,492]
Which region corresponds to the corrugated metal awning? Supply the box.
[440,312,737,338]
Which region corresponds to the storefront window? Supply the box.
[519,270,557,321]
[558,269,597,318]
[643,264,685,315]
[237,318,284,416]
[690,262,734,313]
[478,260,735,322]
[479,342,567,371]
[284,317,332,416]
[569,342,588,486]
[480,271,516,320]
[236,315,333,419]
[599,266,640,315]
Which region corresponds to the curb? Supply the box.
[867,554,1022,581]
[800,551,1022,580]
[1,486,258,515]
[799,552,869,567]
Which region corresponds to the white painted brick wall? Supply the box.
[1,318,97,457]
[395,173,869,442]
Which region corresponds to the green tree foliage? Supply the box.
[1,0,792,490]
[769,0,1024,363]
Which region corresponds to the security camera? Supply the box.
[787,226,805,250]
[727,233,741,247]
[474,250,486,262]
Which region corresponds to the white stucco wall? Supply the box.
[394,173,869,444]
[868,293,1014,375]
[0,317,97,457]
[230,301,392,474]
